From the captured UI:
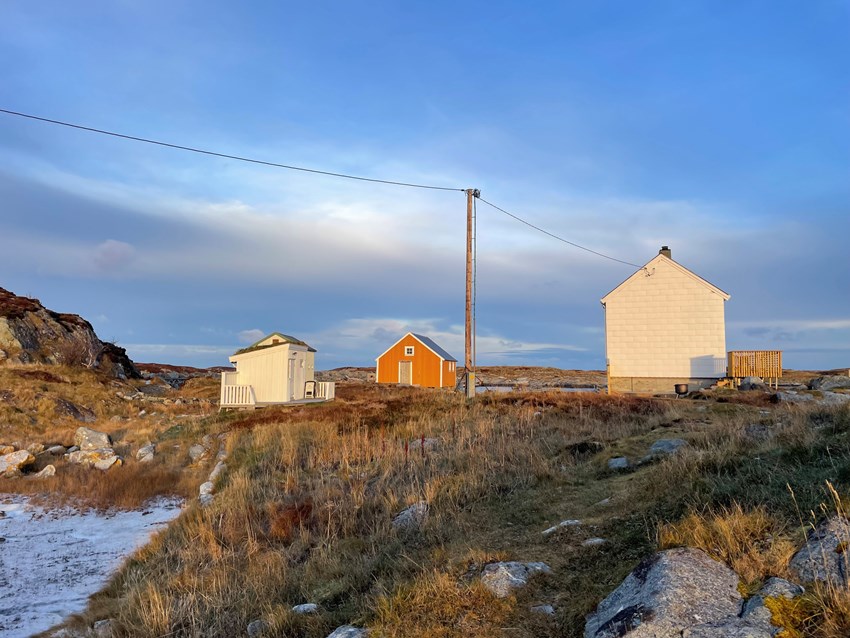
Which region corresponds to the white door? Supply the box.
[288,358,296,400]
[398,361,412,385]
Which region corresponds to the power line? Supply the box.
[0,108,465,193]
[1,107,645,268]
[477,196,644,269]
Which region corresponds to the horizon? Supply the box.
[1,2,848,371]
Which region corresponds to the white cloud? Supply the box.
[237,328,266,344]
[92,239,135,272]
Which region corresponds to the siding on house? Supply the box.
[602,252,730,393]
[228,334,316,403]
[376,333,457,388]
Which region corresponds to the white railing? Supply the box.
[316,382,335,400]
[220,384,256,407]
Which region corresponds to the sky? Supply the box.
[0,1,848,371]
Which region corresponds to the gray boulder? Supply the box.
[189,443,208,463]
[584,548,742,638]
[820,392,850,406]
[74,427,112,450]
[531,604,556,616]
[542,519,581,536]
[789,516,850,586]
[292,603,319,614]
[247,619,268,638]
[0,450,36,476]
[30,464,56,479]
[45,445,67,455]
[481,561,552,598]
[326,626,368,638]
[93,619,114,638]
[809,375,850,391]
[775,391,814,404]
[739,377,767,391]
[66,449,122,470]
[608,457,630,471]
[741,577,803,632]
[392,501,429,531]
[648,439,687,457]
[136,443,156,463]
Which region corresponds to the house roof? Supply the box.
[233,332,316,356]
[600,253,731,305]
[375,332,458,362]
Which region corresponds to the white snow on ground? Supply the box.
[0,494,183,638]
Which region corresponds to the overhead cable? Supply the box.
[0,108,465,192]
[477,196,644,269]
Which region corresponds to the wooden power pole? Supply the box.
[465,188,480,399]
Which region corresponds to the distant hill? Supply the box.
[0,286,139,379]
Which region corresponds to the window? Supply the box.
[449,362,455,371]
[404,346,415,356]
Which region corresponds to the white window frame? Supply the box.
[404,346,415,356]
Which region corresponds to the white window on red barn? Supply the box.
[404,346,415,356]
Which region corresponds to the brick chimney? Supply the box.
[659,245,672,259]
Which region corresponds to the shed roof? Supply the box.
[375,332,457,362]
[600,253,730,305]
[233,332,316,356]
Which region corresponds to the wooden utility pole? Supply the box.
[465,188,480,399]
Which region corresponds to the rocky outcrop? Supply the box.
[789,516,850,587]
[0,450,36,477]
[74,427,112,450]
[585,548,743,638]
[67,427,121,470]
[809,375,850,391]
[0,287,139,378]
[480,561,552,598]
[136,443,156,463]
[392,501,429,531]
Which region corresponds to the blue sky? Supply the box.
[1,1,848,370]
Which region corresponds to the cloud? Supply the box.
[237,328,266,344]
[92,239,136,272]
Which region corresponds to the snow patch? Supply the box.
[0,494,183,638]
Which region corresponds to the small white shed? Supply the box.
[601,246,731,393]
[219,332,335,408]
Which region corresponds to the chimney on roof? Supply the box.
[659,245,672,259]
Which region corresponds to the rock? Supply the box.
[821,392,850,406]
[199,481,215,506]
[94,455,122,471]
[531,604,556,616]
[27,443,45,454]
[741,577,804,630]
[55,398,96,423]
[648,439,687,457]
[66,445,80,453]
[247,619,268,638]
[542,519,581,536]
[93,618,114,638]
[743,424,770,442]
[326,626,368,638]
[136,443,156,463]
[789,516,850,586]
[188,444,208,463]
[74,427,112,450]
[66,449,121,470]
[208,460,226,482]
[681,619,773,637]
[30,464,56,478]
[809,375,850,391]
[392,501,429,530]
[608,457,630,471]
[583,538,607,547]
[0,445,15,455]
[45,445,67,455]
[481,561,552,598]
[584,548,743,638]
[292,603,319,614]
[739,377,767,391]
[773,391,814,404]
[0,450,36,476]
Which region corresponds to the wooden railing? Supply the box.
[221,384,257,407]
[728,350,782,389]
[316,382,335,400]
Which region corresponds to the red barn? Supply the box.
[375,333,457,388]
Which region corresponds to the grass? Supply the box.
[4,369,847,637]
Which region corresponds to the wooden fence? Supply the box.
[727,350,782,389]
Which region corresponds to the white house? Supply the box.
[219,332,334,409]
[601,246,731,393]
